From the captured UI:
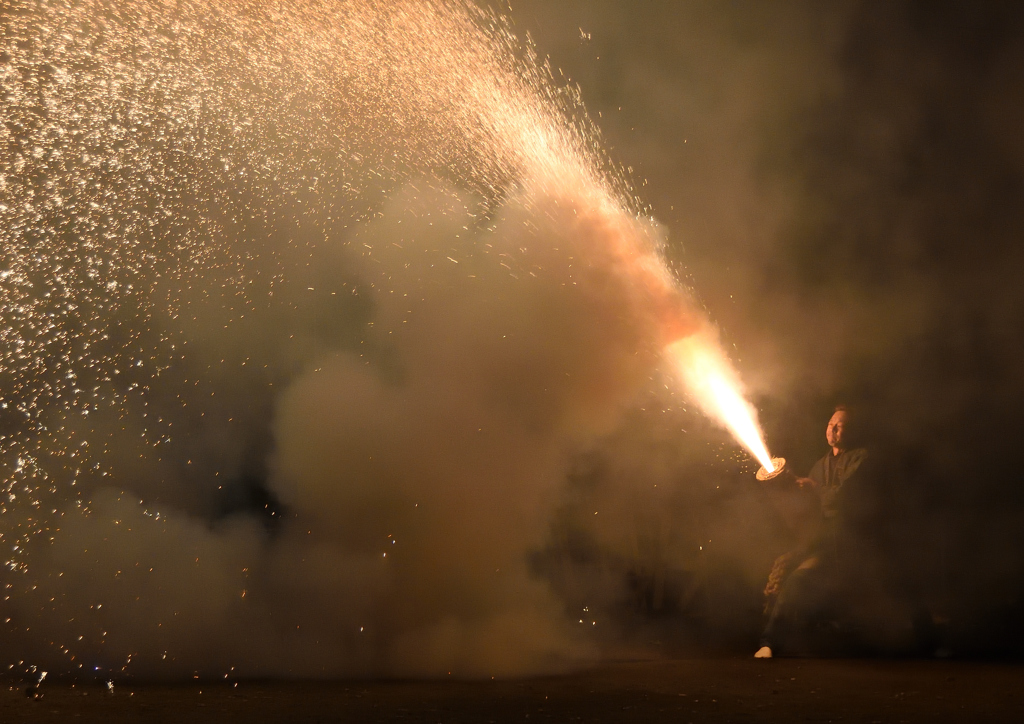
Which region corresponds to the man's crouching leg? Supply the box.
[755,555,820,658]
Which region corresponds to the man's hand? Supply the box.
[795,476,817,489]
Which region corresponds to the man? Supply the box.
[754,405,868,658]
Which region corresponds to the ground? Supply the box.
[3,658,1023,722]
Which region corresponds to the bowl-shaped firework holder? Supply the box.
[755,457,794,486]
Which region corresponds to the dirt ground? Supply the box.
[3,657,1023,723]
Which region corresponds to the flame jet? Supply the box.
[416,0,777,472]
[666,333,775,472]
[517,163,774,473]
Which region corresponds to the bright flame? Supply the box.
[666,333,775,473]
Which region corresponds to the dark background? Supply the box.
[512,0,1024,656]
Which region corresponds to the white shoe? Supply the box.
[754,645,773,659]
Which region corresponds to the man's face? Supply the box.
[826,410,849,450]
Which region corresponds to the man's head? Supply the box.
[826,406,850,452]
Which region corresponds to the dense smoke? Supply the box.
[19,181,675,678]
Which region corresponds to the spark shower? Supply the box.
[0,0,772,677]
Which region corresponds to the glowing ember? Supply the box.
[666,333,775,473]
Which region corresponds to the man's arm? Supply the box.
[798,456,827,490]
